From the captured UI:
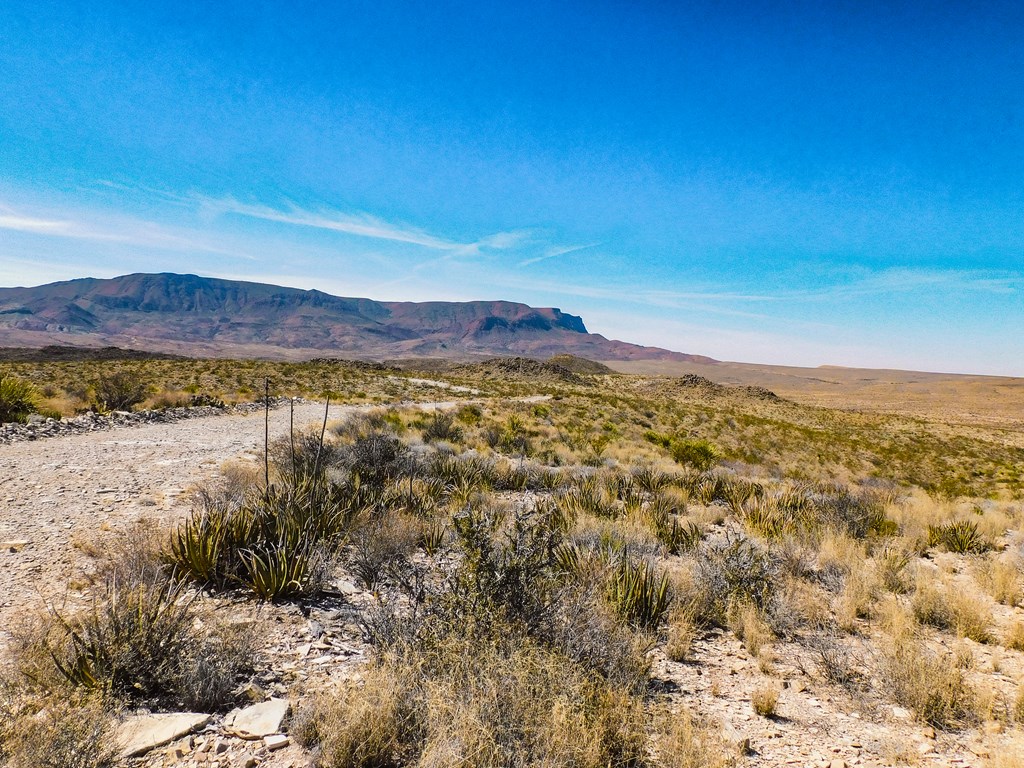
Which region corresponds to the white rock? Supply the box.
[223,698,290,739]
[264,734,290,751]
[115,712,212,758]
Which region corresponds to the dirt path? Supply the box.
[0,400,395,654]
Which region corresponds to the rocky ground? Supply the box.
[3,400,1024,767]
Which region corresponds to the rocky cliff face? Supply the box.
[0,273,714,363]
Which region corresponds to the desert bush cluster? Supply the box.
[2,355,1024,766]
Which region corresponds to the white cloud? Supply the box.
[199,196,524,256]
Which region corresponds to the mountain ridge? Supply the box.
[0,273,715,363]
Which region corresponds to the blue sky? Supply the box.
[1,1,1022,375]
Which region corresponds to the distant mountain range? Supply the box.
[0,272,716,363]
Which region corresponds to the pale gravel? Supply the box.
[0,400,367,655]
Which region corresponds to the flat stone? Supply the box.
[1,540,30,552]
[264,734,290,751]
[223,698,290,739]
[115,712,212,758]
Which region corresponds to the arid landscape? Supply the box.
[1,347,1023,768]
[5,1,1023,766]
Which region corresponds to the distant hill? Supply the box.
[0,273,717,363]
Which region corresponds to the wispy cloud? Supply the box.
[199,196,524,256]
[791,267,1024,301]
[518,243,598,267]
[0,201,259,260]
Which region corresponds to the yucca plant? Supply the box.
[606,556,670,629]
[239,540,327,601]
[167,476,355,599]
[741,497,793,540]
[0,374,40,424]
[927,520,990,554]
[556,476,614,519]
[45,576,193,697]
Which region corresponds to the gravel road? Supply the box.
[0,400,384,655]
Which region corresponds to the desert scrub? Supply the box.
[92,369,149,411]
[0,373,40,423]
[665,605,698,662]
[911,574,993,643]
[14,572,253,711]
[881,635,976,729]
[297,636,648,768]
[690,533,780,627]
[651,706,730,768]
[751,684,780,717]
[727,599,774,657]
[168,476,354,600]
[0,685,117,768]
[927,519,991,554]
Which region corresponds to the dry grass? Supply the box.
[297,639,649,768]
[727,600,773,657]
[983,556,1024,607]
[652,707,731,768]
[751,684,779,718]
[665,606,698,662]
[879,610,977,730]
[911,572,993,643]
[0,685,117,768]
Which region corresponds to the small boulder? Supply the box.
[115,712,212,758]
[223,698,290,739]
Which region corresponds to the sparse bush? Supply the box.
[666,606,698,662]
[421,411,464,443]
[984,557,1022,606]
[881,636,976,729]
[0,686,117,768]
[912,575,993,642]
[670,439,719,471]
[728,600,774,657]
[692,533,780,626]
[0,374,40,423]
[751,684,779,717]
[269,427,343,483]
[1003,620,1024,651]
[93,370,148,411]
[652,707,730,768]
[298,636,648,768]
[18,572,252,711]
[349,512,422,590]
[341,430,413,488]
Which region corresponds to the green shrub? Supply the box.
[927,520,990,554]
[421,411,464,443]
[26,573,252,711]
[669,439,719,471]
[92,370,148,411]
[168,477,352,600]
[606,556,670,630]
[0,374,40,423]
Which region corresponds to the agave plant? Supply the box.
[927,519,990,554]
[606,556,670,629]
